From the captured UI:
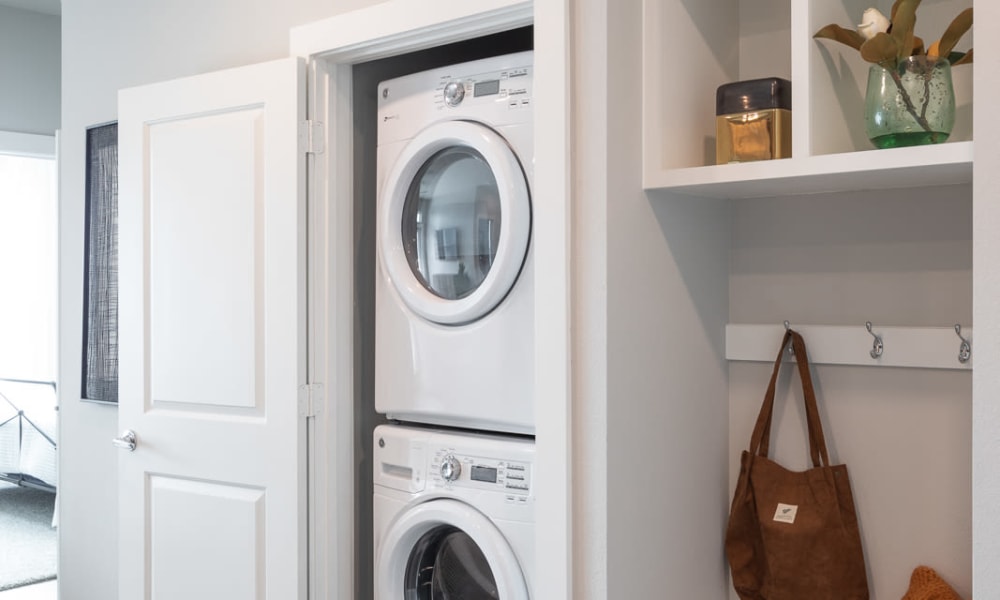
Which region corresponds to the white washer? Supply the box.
[375,51,534,434]
[373,424,534,599]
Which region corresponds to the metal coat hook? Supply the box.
[784,321,794,354]
[955,324,971,364]
[865,321,884,359]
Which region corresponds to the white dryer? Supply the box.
[373,424,535,599]
[375,51,534,434]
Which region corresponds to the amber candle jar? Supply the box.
[716,77,791,164]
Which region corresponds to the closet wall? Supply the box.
[726,2,975,593]
[590,0,975,598]
[728,189,973,599]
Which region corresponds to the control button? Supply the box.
[507,464,525,472]
[443,81,465,107]
[440,455,461,482]
[507,473,524,481]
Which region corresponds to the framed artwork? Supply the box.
[81,122,118,404]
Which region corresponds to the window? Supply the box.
[0,135,57,386]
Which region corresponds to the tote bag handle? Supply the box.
[747,329,830,468]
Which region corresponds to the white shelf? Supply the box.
[726,323,973,370]
[643,141,973,198]
[641,0,974,199]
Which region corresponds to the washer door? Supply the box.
[377,499,529,599]
[380,120,531,325]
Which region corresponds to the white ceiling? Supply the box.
[0,0,60,16]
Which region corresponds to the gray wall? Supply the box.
[0,6,59,135]
[58,1,377,597]
[728,189,973,600]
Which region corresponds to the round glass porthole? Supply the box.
[404,525,499,599]
[400,146,502,301]
[379,120,531,325]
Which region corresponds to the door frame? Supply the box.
[291,1,573,598]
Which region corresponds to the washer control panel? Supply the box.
[430,446,532,495]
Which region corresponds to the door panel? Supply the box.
[150,477,265,599]
[148,109,263,410]
[118,58,307,600]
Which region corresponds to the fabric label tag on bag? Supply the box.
[773,503,798,524]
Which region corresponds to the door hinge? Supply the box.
[299,120,325,155]
[298,383,324,418]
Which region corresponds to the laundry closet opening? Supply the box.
[349,26,533,600]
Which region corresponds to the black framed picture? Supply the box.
[81,122,119,404]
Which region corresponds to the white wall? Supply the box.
[573,1,732,597]
[0,6,59,136]
[973,1,1000,595]
[576,3,977,599]
[59,2,379,597]
[728,190,973,599]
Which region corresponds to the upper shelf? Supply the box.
[641,0,974,199]
[644,141,973,199]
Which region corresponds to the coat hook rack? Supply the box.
[865,321,883,359]
[726,323,973,370]
[955,324,972,364]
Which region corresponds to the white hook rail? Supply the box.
[726,323,973,370]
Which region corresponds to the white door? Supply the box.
[117,58,308,600]
[379,120,531,325]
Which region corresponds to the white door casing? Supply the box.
[118,58,308,600]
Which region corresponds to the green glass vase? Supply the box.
[864,56,955,149]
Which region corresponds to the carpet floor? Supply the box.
[0,483,56,591]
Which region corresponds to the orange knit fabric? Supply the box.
[901,566,964,600]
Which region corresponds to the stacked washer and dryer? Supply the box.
[372,51,537,599]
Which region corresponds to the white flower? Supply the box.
[857,7,891,40]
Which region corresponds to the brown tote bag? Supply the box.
[725,329,869,600]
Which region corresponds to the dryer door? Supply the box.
[380,120,530,325]
[376,499,529,599]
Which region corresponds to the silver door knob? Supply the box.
[112,430,137,452]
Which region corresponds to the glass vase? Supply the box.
[864,56,955,149]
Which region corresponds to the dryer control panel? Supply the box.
[429,447,532,496]
[377,51,534,145]
[433,63,532,111]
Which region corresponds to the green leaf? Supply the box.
[891,0,922,61]
[860,32,900,65]
[938,8,973,58]
[952,48,974,66]
[813,24,866,51]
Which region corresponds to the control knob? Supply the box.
[440,455,462,482]
[443,81,465,107]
